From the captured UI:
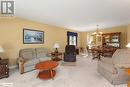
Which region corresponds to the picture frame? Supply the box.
[23,29,44,44]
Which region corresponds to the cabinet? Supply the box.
[0,59,9,79]
[102,32,121,48]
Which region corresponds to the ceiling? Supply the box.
[16,0,130,31]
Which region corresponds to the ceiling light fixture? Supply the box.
[92,25,103,36]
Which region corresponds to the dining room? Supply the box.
[86,25,126,60]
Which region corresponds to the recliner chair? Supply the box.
[64,45,76,62]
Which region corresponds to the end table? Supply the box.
[0,59,9,79]
[51,52,62,61]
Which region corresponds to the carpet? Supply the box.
[0,56,126,87]
[61,61,76,66]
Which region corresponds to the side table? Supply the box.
[0,59,9,79]
[51,52,63,61]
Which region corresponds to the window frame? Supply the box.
[67,31,78,46]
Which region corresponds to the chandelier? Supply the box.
[92,25,103,36]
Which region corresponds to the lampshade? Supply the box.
[0,46,4,53]
[126,43,130,48]
[53,43,60,48]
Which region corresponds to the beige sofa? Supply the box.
[17,47,51,74]
[98,49,130,85]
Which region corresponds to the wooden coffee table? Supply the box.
[35,60,58,80]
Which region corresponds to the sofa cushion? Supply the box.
[35,48,49,58]
[19,48,36,60]
[24,65,35,73]
[38,57,51,62]
[24,58,39,67]
[98,61,117,74]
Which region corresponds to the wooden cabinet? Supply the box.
[102,32,121,48]
[0,59,9,79]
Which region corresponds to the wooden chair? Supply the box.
[102,47,117,57]
[86,46,92,55]
[91,47,101,60]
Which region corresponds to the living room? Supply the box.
[0,0,130,87]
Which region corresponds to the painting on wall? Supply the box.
[23,29,44,44]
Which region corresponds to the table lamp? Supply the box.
[0,46,4,59]
[126,43,130,48]
[53,43,60,53]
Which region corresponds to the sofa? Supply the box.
[17,47,51,74]
[98,49,130,85]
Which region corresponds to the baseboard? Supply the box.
[9,65,17,69]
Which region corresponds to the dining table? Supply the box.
[91,46,116,60]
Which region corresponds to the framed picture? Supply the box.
[23,29,44,44]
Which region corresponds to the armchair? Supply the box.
[64,45,76,62]
[98,49,130,85]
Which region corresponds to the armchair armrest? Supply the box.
[64,52,76,55]
[116,64,130,69]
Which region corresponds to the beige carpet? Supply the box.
[0,55,127,87]
[61,61,76,66]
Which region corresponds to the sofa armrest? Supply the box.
[17,57,27,74]
[17,57,26,64]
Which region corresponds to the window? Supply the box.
[67,31,78,46]
[69,36,77,45]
